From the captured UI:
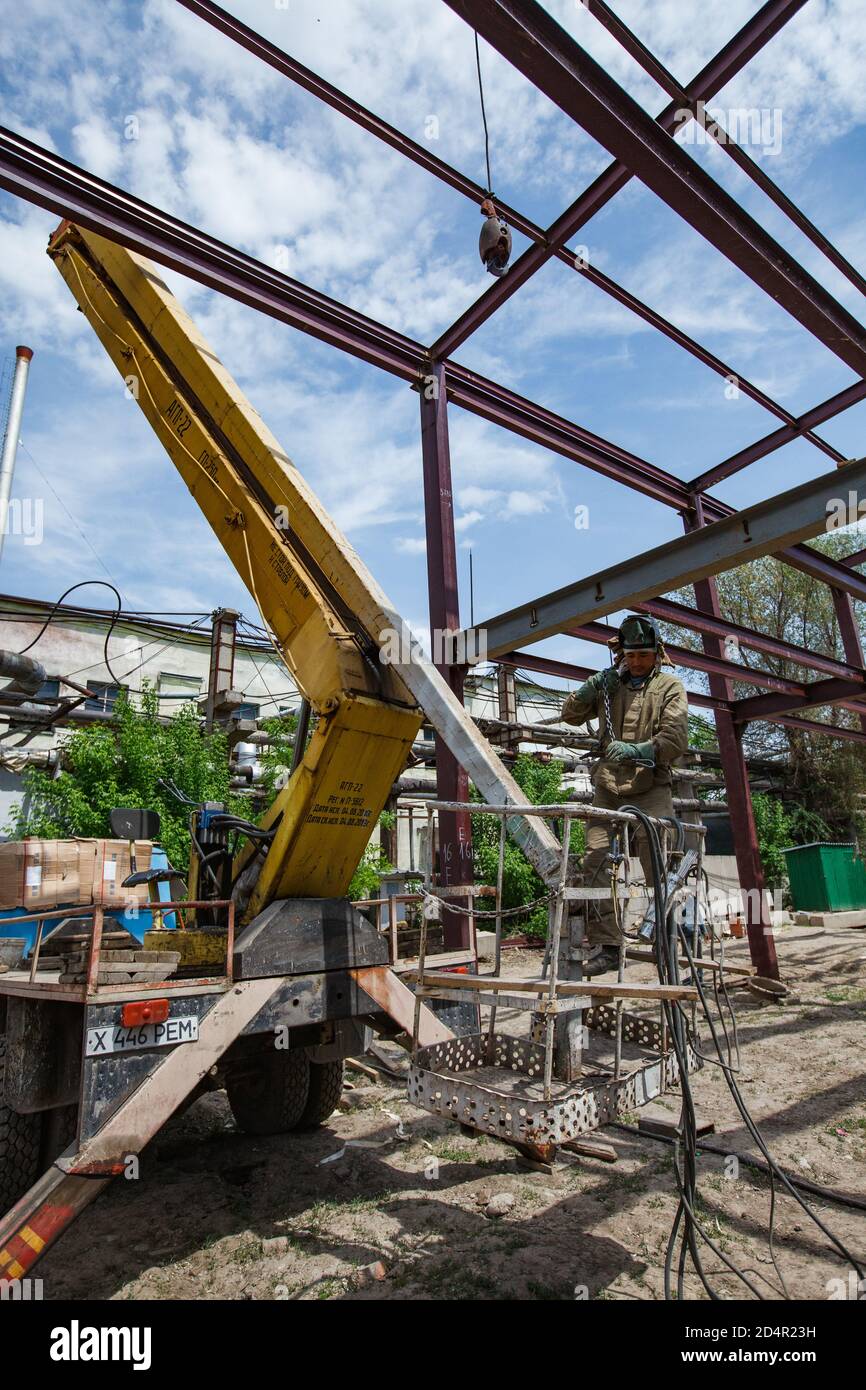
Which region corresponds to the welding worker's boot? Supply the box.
[582,944,619,977]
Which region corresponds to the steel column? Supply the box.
[687,500,778,979]
[831,590,866,735]
[419,364,473,948]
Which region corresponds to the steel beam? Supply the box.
[691,380,866,492]
[636,596,865,683]
[590,0,866,303]
[420,364,473,948]
[770,713,866,744]
[732,676,866,723]
[432,0,808,359]
[182,0,841,469]
[5,125,866,604]
[441,1,866,378]
[498,651,726,713]
[468,459,866,658]
[569,621,813,698]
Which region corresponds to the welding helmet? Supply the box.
[618,614,659,652]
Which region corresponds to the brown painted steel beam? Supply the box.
[636,596,864,683]
[498,650,725,712]
[441,0,866,379]
[431,0,809,359]
[181,0,843,472]
[691,379,866,492]
[590,0,866,302]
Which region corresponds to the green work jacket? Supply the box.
[560,665,689,797]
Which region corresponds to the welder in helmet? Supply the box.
[479,198,512,277]
[560,613,688,976]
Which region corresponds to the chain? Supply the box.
[421,888,557,920]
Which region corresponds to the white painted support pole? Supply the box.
[0,346,34,563]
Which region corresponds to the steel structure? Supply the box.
[1,0,865,978]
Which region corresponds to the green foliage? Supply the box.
[471,753,579,938]
[256,712,299,805]
[6,685,243,871]
[687,714,717,750]
[750,793,793,888]
[347,841,393,902]
[750,793,831,889]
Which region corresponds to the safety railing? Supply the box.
[409,798,707,1101]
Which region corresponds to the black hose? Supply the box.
[619,803,864,1296]
[17,581,124,687]
[610,1123,866,1215]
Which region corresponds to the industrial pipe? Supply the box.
[0,648,46,698]
[0,345,34,563]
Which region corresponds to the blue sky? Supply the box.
[1,0,866,691]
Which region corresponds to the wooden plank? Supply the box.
[407,971,698,1002]
[626,947,752,977]
[561,1138,618,1163]
[349,966,454,1045]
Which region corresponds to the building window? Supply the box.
[237,701,260,720]
[35,680,60,701]
[158,672,201,706]
[84,682,125,713]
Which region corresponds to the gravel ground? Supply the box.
[38,924,866,1301]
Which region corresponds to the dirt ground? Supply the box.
[40,925,866,1302]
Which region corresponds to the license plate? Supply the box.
[86,1015,199,1057]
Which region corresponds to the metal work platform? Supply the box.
[404,798,706,1155]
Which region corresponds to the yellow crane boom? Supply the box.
[48,221,561,921]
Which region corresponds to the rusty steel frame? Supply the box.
[0,0,863,979]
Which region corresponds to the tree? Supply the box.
[6,686,244,871]
[661,529,866,839]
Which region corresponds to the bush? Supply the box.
[471,754,579,938]
[6,685,244,871]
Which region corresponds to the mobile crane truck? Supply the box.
[0,221,567,1280]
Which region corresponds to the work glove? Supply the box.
[605,739,655,765]
[577,667,621,701]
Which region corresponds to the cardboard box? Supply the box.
[0,838,154,911]
[87,839,153,909]
[21,839,82,910]
[0,841,25,910]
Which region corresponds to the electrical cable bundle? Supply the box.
[620,804,865,1300]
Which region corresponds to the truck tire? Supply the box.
[0,1035,43,1212]
[298,1059,344,1129]
[225,1049,310,1136]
